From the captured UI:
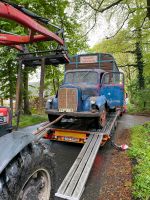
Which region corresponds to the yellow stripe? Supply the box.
[55,130,86,139]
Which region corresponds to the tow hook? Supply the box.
[111,140,129,151]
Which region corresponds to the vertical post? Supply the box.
[39,58,45,113]
[15,60,22,130]
[0,98,3,106]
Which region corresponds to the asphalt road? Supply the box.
[21,114,150,200]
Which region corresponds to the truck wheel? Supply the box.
[95,109,107,129]
[0,142,55,200]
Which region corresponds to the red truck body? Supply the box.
[0,107,12,136]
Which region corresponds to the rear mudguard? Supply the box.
[0,131,36,174]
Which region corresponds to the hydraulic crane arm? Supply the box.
[0,33,52,45]
[0,41,24,51]
[0,0,51,25]
[0,1,69,63]
[0,1,64,46]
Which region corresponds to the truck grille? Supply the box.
[58,88,78,112]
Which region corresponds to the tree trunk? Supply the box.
[8,65,14,115]
[15,61,22,130]
[0,98,3,106]
[23,67,31,115]
[135,29,145,90]
[136,41,145,89]
[147,0,150,19]
[39,58,45,113]
[52,78,56,94]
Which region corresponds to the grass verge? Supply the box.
[127,103,150,115]
[129,122,150,200]
[13,114,48,128]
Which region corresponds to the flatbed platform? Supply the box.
[55,111,119,200]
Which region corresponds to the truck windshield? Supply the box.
[65,71,98,84]
[102,72,124,84]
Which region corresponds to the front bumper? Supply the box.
[46,109,100,117]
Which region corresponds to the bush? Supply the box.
[127,79,150,113]
[129,122,150,200]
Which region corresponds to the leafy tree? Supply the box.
[0,48,17,113]
[92,18,150,110]
[0,0,88,114]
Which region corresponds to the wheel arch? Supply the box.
[0,131,36,174]
[0,138,56,200]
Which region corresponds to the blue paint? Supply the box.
[100,85,124,109]
[95,95,107,108]
[52,97,58,109]
[46,53,124,115]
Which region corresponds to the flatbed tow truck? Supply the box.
[0,1,124,200]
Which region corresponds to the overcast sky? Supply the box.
[29,11,126,83]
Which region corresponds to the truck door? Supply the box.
[100,72,124,109]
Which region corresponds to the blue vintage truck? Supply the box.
[46,53,124,128]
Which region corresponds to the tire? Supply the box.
[95,109,107,129]
[0,142,55,200]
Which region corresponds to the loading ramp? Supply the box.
[55,111,119,200]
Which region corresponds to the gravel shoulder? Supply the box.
[97,114,150,200]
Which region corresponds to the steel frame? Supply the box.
[0,0,69,61]
[0,2,64,46]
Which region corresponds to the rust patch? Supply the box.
[58,88,78,112]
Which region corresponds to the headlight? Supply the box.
[48,99,53,103]
[46,98,53,109]
[91,100,96,104]
[90,97,96,104]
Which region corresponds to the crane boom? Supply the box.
[0,2,64,45]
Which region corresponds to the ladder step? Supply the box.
[55,133,103,200]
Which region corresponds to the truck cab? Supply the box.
[46,53,124,128]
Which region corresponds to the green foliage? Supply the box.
[91,29,136,70]
[90,0,150,112]
[127,77,150,112]
[0,0,88,111]
[45,66,64,96]
[12,114,48,128]
[0,48,17,99]
[129,122,150,200]
[11,0,88,54]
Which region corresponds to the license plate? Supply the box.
[59,108,74,112]
[64,137,79,142]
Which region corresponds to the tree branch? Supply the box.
[78,11,98,40]
[84,0,124,13]
[118,64,137,67]
[140,15,147,28]
[105,10,133,39]
[122,50,136,54]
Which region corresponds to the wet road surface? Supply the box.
[20,114,150,200]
